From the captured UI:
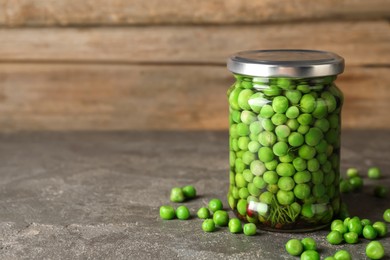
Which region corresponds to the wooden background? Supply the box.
[0,0,389,131]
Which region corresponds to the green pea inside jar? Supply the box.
[227,49,344,232]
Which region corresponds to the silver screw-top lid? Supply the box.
[227,49,344,78]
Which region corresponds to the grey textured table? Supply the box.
[0,130,389,259]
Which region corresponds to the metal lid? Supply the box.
[227,49,344,78]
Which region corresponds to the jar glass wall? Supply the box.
[226,50,344,232]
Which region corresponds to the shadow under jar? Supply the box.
[226,49,344,232]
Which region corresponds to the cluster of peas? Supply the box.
[159,182,390,258]
[285,211,389,260]
[339,167,389,198]
[159,186,257,236]
[227,75,343,229]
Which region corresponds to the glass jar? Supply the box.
[226,50,344,232]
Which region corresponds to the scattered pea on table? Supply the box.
[176,205,190,220]
[159,205,176,220]
[365,241,385,260]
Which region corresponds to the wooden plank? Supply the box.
[0,21,389,66]
[0,0,389,26]
[0,64,388,131]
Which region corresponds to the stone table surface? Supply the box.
[0,130,389,260]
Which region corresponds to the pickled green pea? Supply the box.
[267,184,279,194]
[202,219,216,232]
[288,132,304,147]
[247,183,261,196]
[258,147,274,163]
[346,167,359,178]
[249,121,263,135]
[273,141,289,157]
[263,170,278,184]
[279,152,294,163]
[301,204,314,218]
[208,198,223,212]
[333,223,348,235]
[275,125,291,138]
[243,169,254,182]
[285,239,303,256]
[373,221,387,237]
[238,137,250,150]
[235,159,245,173]
[182,185,197,199]
[248,93,266,113]
[286,106,300,119]
[297,113,313,126]
[349,176,363,190]
[265,159,278,170]
[242,151,256,165]
[301,237,317,251]
[363,225,378,240]
[300,94,316,113]
[361,218,372,226]
[259,191,273,204]
[314,118,330,132]
[311,170,324,184]
[322,91,337,113]
[312,98,328,119]
[343,231,358,244]
[241,110,257,125]
[312,184,326,198]
[277,78,292,89]
[243,223,257,236]
[228,218,243,233]
[293,158,307,171]
[305,127,323,146]
[339,179,352,193]
[384,209,390,222]
[261,118,275,131]
[307,159,320,172]
[297,84,310,93]
[248,141,260,154]
[258,131,277,147]
[253,176,267,189]
[263,85,282,96]
[170,187,185,202]
[278,176,295,191]
[159,205,176,220]
[298,125,310,134]
[301,250,320,260]
[287,119,299,130]
[271,113,287,125]
[237,199,248,215]
[294,183,311,199]
[276,190,294,205]
[231,110,241,123]
[250,160,266,176]
[368,167,381,179]
[327,230,343,245]
[365,241,385,260]
[294,170,311,183]
[237,123,249,136]
[285,90,302,104]
[229,87,242,110]
[197,207,210,219]
[272,96,289,113]
[276,163,296,177]
[348,218,363,235]
[213,210,229,226]
[241,81,253,89]
[238,89,254,110]
[331,219,343,230]
[238,187,249,199]
[334,250,351,260]
[298,145,316,160]
[176,205,190,220]
[259,104,275,118]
